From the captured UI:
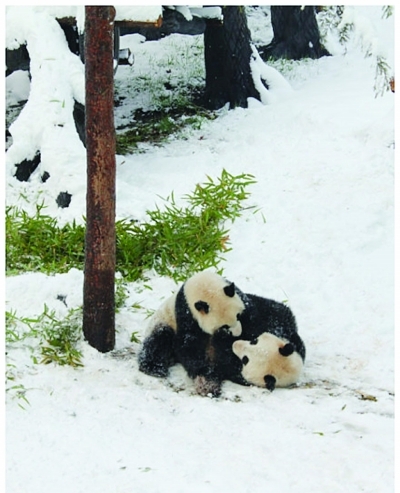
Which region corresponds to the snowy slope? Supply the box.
[5,6,394,493]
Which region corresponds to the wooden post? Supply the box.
[83,6,116,352]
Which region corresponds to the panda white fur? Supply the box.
[232,333,304,391]
[138,270,245,384]
[183,271,243,337]
[143,293,177,336]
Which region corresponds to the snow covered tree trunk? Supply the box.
[83,6,116,353]
[259,6,330,61]
[203,6,261,110]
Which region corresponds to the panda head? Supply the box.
[184,271,245,336]
[232,332,303,390]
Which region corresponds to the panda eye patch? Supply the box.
[194,301,209,314]
[241,356,249,365]
[250,338,258,345]
[279,343,294,357]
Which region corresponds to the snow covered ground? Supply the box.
[5,6,395,493]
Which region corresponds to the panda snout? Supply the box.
[232,340,245,355]
[264,375,276,391]
[230,320,242,337]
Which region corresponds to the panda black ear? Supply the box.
[264,375,276,391]
[279,343,294,357]
[223,282,235,298]
[195,300,209,314]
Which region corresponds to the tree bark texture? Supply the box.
[204,6,260,110]
[260,6,330,61]
[83,6,116,353]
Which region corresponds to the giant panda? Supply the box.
[191,291,306,395]
[138,270,245,391]
[232,333,304,391]
[138,270,306,397]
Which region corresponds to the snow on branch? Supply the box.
[250,45,293,105]
[317,6,394,96]
[6,7,85,176]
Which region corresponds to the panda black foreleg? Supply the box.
[138,325,176,377]
[175,330,223,397]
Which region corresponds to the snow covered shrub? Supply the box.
[6,203,85,274]
[6,170,257,282]
[6,306,84,368]
[116,170,257,282]
[316,5,393,96]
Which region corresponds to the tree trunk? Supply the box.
[203,6,260,110]
[259,6,330,61]
[83,6,116,353]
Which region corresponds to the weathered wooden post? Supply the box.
[83,6,116,352]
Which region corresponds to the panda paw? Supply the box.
[138,360,170,377]
[194,375,222,398]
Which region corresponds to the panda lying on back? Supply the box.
[205,289,306,395]
[138,270,306,396]
[232,332,304,391]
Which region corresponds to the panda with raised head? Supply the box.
[138,270,245,394]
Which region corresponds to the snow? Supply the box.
[5,5,395,493]
[115,6,163,23]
